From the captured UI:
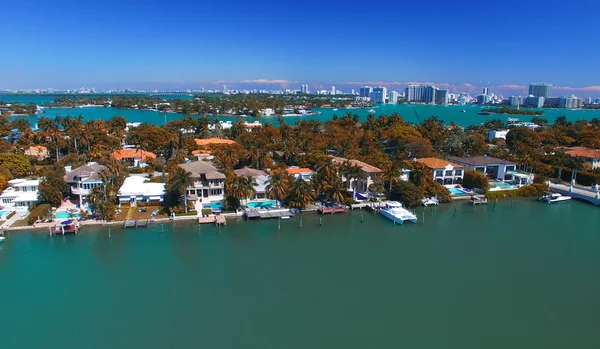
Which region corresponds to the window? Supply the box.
[435,170,444,177]
[445,170,453,176]
[506,166,515,171]
[455,170,462,176]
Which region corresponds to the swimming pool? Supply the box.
[203,202,224,211]
[493,182,516,188]
[53,212,82,219]
[448,188,469,195]
[0,211,9,219]
[247,200,277,209]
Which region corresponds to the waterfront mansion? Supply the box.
[416,158,464,185]
[178,160,225,204]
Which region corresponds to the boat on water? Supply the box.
[422,197,439,206]
[0,236,5,243]
[478,112,492,115]
[460,109,466,113]
[380,201,417,224]
[368,108,376,113]
[332,108,338,111]
[539,192,572,203]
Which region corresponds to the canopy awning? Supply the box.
[148,196,162,200]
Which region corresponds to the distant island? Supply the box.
[481,107,544,116]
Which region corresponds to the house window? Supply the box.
[506,166,515,171]
[445,170,453,176]
[435,170,444,177]
[455,170,462,176]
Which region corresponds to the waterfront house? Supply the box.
[330,156,383,193]
[486,129,509,142]
[117,176,166,205]
[416,158,464,185]
[112,148,156,168]
[286,167,314,181]
[64,162,105,207]
[447,156,517,181]
[178,160,225,204]
[24,145,49,160]
[234,167,269,201]
[0,178,40,211]
[560,146,600,170]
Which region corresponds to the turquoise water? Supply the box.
[0,211,9,217]
[3,94,600,127]
[449,188,469,195]
[247,200,277,208]
[1,199,600,348]
[53,212,81,219]
[494,182,516,188]
[203,202,224,210]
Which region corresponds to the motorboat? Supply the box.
[332,108,338,111]
[422,197,439,206]
[460,109,466,113]
[540,193,572,203]
[368,108,376,113]
[380,201,417,224]
[0,236,5,243]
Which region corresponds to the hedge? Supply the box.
[28,204,52,225]
[6,211,15,220]
[485,183,547,201]
[557,168,600,186]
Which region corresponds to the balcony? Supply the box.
[192,181,224,189]
[70,186,92,196]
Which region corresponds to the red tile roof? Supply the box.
[112,149,156,161]
[416,157,464,169]
[330,156,382,173]
[561,146,600,159]
[194,138,237,146]
[286,167,313,175]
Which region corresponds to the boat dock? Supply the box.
[549,182,600,205]
[470,196,488,205]
[124,220,149,228]
[244,208,294,220]
[317,202,347,214]
[198,215,226,225]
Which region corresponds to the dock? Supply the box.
[316,202,347,214]
[470,196,488,205]
[244,208,294,220]
[198,215,226,225]
[124,220,149,228]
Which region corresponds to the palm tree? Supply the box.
[288,177,315,209]
[167,167,195,213]
[381,161,400,198]
[238,175,257,206]
[266,168,290,207]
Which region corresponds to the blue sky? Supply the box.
[1,0,600,96]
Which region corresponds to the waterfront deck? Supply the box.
[549,182,600,205]
[317,202,347,214]
[198,215,226,225]
[244,208,294,220]
[124,220,149,228]
[470,196,488,205]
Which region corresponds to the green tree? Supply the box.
[462,170,490,191]
[389,181,424,207]
[0,153,32,178]
[38,165,69,207]
[287,177,315,209]
[166,167,195,212]
[266,167,291,207]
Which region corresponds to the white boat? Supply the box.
[422,197,439,206]
[540,193,572,203]
[0,236,5,243]
[380,201,417,224]
[368,108,376,113]
[460,109,466,113]
[332,108,338,111]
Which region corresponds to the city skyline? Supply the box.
[2,0,600,94]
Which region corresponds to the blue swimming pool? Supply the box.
[203,202,224,211]
[247,200,277,209]
[53,212,82,219]
[493,182,516,188]
[0,211,9,218]
[448,188,468,195]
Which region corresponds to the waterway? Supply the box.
[2,94,600,127]
[1,199,600,348]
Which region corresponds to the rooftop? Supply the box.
[64,163,106,183]
[118,176,165,197]
[330,156,382,173]
[234,167,267,177]
[416,158,464,169]
[178,161,226,180]
[286,167,314,175]
[447,156,516,167]
[560,146,600,159]
[194,138,238,147]
[112,148,157,161]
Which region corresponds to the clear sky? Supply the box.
[1,0,599,96]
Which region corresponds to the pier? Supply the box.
[469,196,488,205]
[244,208,294,220]
[198,215,226,226]
[124,220,149,228]
[548,182,600,205]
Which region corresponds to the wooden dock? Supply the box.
[124,220,149,228]
[244,209,294,220]
[470,196,488,205]
[198,215,227,225]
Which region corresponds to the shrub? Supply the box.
[463,170,490,191]
[485,184,548,201]
[6,211,16,220]
[28,204,52,225]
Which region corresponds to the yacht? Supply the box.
[422,197,439,206]
[368,108,376,113]
[540,193,572,203]
[460,109,466,113]
[0,236,5,243]
[380,201,417,224]
[332,108,338,111]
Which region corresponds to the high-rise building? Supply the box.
[300,84,308,94]
[560,96,581,109]
[370,86,388,104]
[524,96,545,108]
[331,86,336,95]
[359,86,373,98]
[482,87,489,95]
[388,91,399,104]
[435,89,449,105]
[583,97,592,105]
[405,85,440,104]
[509,96,524,106]
[529,83,553,98]
[423,86,436,103]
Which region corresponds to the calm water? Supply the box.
[1,199,600,348]
[3,94,600,127]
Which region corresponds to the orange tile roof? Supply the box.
[28,145,47,151]
[416,157,464,169]
[112,149,156,161]
[286,167,313,175]
[330,156,382,173]
[194,138,237,146]
[561,146,600,159]
[192,150,212,155]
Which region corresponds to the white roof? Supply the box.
[118,176,166,197]
[12,191,39,202]
[8,178,40,187]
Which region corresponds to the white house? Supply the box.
[486,129,509,142]
[561,147,600,170]
[330,156,383,193]
[178,160,225,204]
[286,167,315,181]
[0,178,41,211]
[118,176,166,204]
[416,158,465,185]
[64,162,106,207]
[447,156,517,181]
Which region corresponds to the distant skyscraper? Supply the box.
[529,83,553,98]
[388,91,399,104]
[331,86,336,95]
[370,86,387,103]
[435,89,448,105]
[301,84,309,94]
[482,87,489,95]
[359,86,373,98]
